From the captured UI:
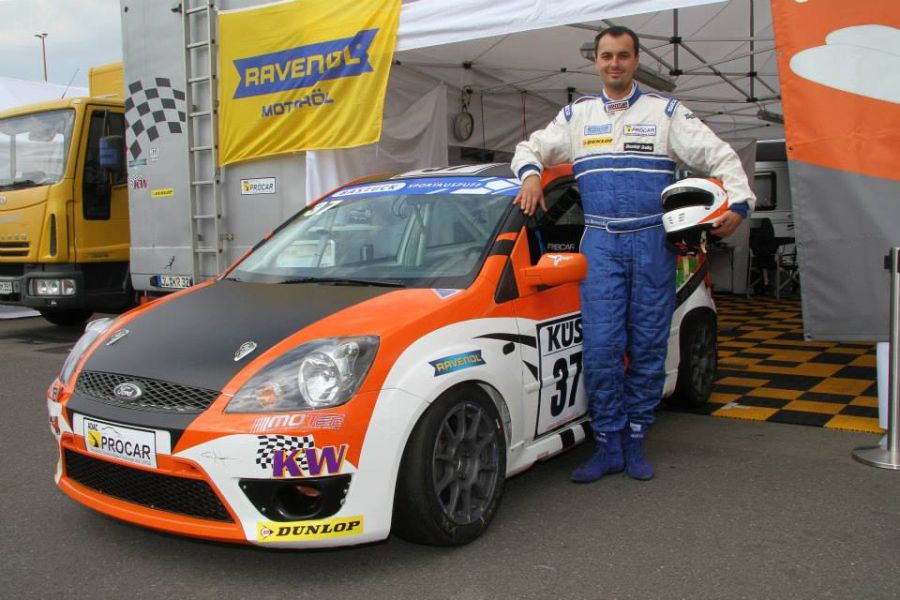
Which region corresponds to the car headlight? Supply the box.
[59,318,115,385]
[226,336,379,413]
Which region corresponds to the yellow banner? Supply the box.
[218,0,401,165]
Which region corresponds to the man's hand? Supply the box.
[513,175,546,216]
[712,211,743,238]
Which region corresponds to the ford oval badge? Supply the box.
[234,341,257,362]
[113,382,143,400]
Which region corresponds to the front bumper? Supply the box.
[0,267,86,310]
[47,387,428,548]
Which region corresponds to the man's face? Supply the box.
[595,34,639,95]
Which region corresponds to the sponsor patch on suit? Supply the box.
[624,142,655,153]
[582,136,614,148]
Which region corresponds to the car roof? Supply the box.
[392,163,514,180]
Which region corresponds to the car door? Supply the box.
[508,178,588,441]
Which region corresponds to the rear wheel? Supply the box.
[40,309,93,327]
[393,386,506,546]
[669,309,717,407]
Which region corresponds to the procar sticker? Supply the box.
[535,314,587,436]
[240,177,276,195]
[84,418,157,468]
[624,124,657,136]
[257,516,364,542]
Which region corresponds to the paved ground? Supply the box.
[2,315,899,600]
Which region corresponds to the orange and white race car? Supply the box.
[46,164,717,548]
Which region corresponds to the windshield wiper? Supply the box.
[280,276,405,288]
[0,179,37,191]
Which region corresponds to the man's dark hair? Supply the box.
[594,26,640,57]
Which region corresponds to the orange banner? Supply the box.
[771,0,900,181]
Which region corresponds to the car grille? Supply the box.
[64,450,233,522]
[75,371,220,414]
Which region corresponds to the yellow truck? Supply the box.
[0,63,130,326]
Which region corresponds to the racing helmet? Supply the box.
[661,177,730,254]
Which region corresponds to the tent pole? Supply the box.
[853,247,900,470]
[749,0,756,102]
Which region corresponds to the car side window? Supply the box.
[526,182,584,265]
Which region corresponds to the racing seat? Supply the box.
[747,218,799,298]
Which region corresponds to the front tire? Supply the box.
[393,385,506,546]
[40,309,93,327]
[668,309,717,407]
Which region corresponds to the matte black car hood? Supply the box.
[81,279,392,392]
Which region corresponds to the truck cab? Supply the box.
[0,65,129,326]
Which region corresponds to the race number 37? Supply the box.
[535,314,587,436]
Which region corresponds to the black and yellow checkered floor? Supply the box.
[675,294,884,434]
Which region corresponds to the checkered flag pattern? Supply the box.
[255,435,316,472]
[124,78,187,161]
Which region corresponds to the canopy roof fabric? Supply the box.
[396,0,783,142]
[0,76,88,113]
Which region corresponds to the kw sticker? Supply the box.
[255,435,348,478]
[257,516,364,542]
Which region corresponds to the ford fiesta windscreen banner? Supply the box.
[772,0,900,340]
[217,0,401,165]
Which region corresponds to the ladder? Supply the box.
[181,0,225,284]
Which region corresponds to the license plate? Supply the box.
[83,417,157,468]
[155,274,193,289]
[0,280,12,294]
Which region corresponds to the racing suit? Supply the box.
[511,84,754,435]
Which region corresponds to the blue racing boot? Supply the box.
[622,422,654,480]
[570,431,624,483]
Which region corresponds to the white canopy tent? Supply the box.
[0,76,88,113]
[307,0,778,194]
[306,0,765,293]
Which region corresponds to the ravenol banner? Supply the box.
[218,0,401,165]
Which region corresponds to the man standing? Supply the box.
[511,26,754,483]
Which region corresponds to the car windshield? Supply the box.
[0,109,75,191]
[229,177,519,288]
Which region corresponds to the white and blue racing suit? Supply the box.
[511,84,755,433]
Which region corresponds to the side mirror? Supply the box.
[521,252,587,287]
[99,135,125,172]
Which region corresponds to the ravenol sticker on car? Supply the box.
[535,314,587,436]
[429,350,486,376]
[257,516,364,542]
[255,435,348,478]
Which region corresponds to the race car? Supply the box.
[46,163,717,548]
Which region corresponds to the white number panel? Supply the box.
[535,313,587,437]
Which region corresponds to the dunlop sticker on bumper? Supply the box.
[257,516,364,542]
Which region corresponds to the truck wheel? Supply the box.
[40,310,93,327]
[668,309,717,407]
[393,386,506,546]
